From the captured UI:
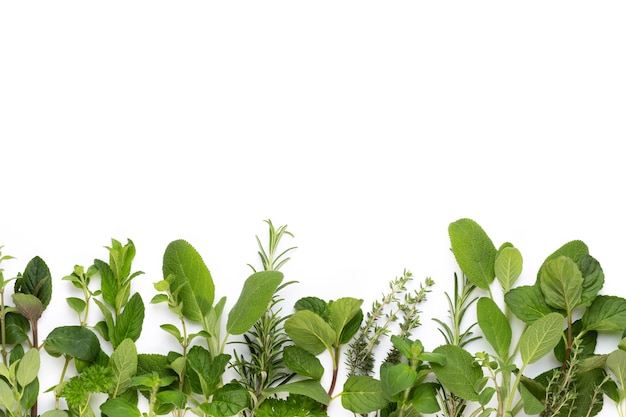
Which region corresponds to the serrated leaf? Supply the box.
[162,239,214,322]
[520,312,564,365]
[226,270,283,335]
[284,309,335,355]
[430,345,483,401]
[294,296,328,319]
[341,375,388,414]
[582,295,626,332]
[448,219,497,290]
[283,345,324,380]
[477,297,511,359]
[495,246,522,292]
[539,256,583,313]
[113,292,145,347]
[4,312,30,345]
[504,285,554,324]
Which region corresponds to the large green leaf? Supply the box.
[431,344,483,401]
[380,362,417,400]
[100,397,142,417]
[477,297,511,359]
[538,240,589,278]
[198,383,249,417]
[539,256,583,312]
[113,292,145,347]
[44,326,101,362]
[110,338,138,396]
[504,285,554,324]
[520,312,564,365]
[495,246,523,293]
[448,219,497,290]
[411,382,441,413]
[284,309,335,355]
[341,375,388,414]
[226,270,283,335]
[328,297,363,343]
[15,256,52,310]
[582,295,626,332]
[162,239,214,322]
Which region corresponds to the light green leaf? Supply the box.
[430,345,483,401]
[380,362,417,400]
[283,345,324,380]
[100,397,142,417]
[110,338,138,396]
[0,379,15,410]
[16,348,39,387]
[448,219,497,290]
[341,375,388,414]
[477,297,511,359]
[538,240,589,278]
[328,297,363,342]
[199,383,249,417]
[264,380,330,405]
[226,270,283,335]
[520,312,564,365]
[582,295,626,332]
[66,297,86,314]
[40,411,69,417]
[162,239,214,322]
[607,349,626,388]
[284,309,336,355]
[495,246,522,292]
[539,256,583,312]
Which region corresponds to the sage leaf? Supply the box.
[264,380,330,405]
[539,256,583,312]
[495,246,522,293]
[16,348,39,387]
[582,295,626,332]
[44,326,101,362]
[162,239,214,322]
[520,312,564,365]
[113,292,145,347]
[449,218,497,290]
[341,375,388,414]
[504,285,553,324]
[226,270,283,335]
[430,344,483,401]
[380,362,417,400]
[284,309,335,355]
[477,297,511,359]
[110,338,138,396]
[283,345,324,380]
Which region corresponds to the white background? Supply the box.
[1,2,625,416]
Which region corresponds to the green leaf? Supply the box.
[578,254,604,307]
[539,256,583,312]
[504,285,554,324]
[607,349,626,388]
[40,411,69,417]
[95,259,117,309]
[554,320,597,362]
[0,379,15,410]
[16,348,39,387]
[327,297,363,343]
[380,362,417,400]
[226,270,283,335]
[44,326,101,362]
[110,338,137,396]
[538,240,589,279]
[518,376,545,415]
[156,390,186,409]
[477,297,511,359]
[4,312,30,345]
[283,345,324,380]
[187,346,230,397]
[15,256,52,310]
[100,397,141,417]
[341,375,388,414]
[495,246,522,292]
[294,296,328,319]
[162,239,214,322]
[430,344,483,401]
[339,308,363,345]
[199,383,249,417]
[582,295,626,332]
[11,293,43,322]
[66,297,86,314]
[113,292,145,347]
[284,309,336,355]
[20,378,38,410]
[264,380,330,405]
[448,218,497,290]
[520,312,564,365]
[411,382,440,413]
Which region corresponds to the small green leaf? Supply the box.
[431,345,483,401]
[477,297,511,359]
[448,218,497,290]
[284,309,336,355]
[66,297,86,314]
[160,324,182,342]
[578,254,604,307]
[341,375,388,414]
[16,348,39,387]
[495,246,522,292]
[380,362,417,400]
[520,312,564,365]
[226,270,283,335]
[582,295,626,332]
[283,345,324,380]
[539,256,583,312]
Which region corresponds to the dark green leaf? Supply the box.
[100,397,141,417]
[554,320,597,362]
[113,292,145,347]
[226,271,283,335]
[15,256,52,310]
[504,285,554,324]
[327,297,363,344]
[582,295,626,332]
[3,312,29,345]
[199,383,249,417]
[20,378,38,410]
[11,293,42,322]
[339,308,363,345]
[44,326,101,362]
[95,259,117,309]
[283,345,324,380]
[448,218,497,290]
[578,254,604,307]
[294,296,328,319]
[285,310,335,355]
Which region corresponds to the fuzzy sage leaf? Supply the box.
[449,218,497,290]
